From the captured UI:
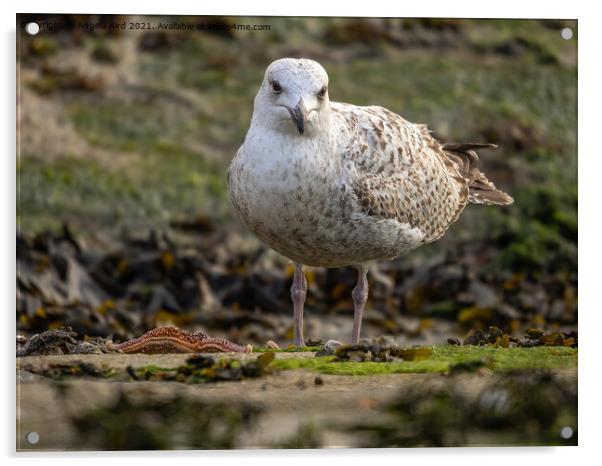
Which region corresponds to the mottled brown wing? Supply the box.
[333,104,470,243]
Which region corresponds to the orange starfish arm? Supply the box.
[108,326,252,354]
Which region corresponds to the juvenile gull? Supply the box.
[228,58,513,346]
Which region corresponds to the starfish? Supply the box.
[108,326,252,354]
[228,58,512,346]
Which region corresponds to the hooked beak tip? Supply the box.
[289,100,307,135]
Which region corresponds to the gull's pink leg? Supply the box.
[290,263,307,347]
[351,264,369,344]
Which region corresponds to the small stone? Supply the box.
[315,339,343,357]
[374,335,397,347]
[525,328,545,338]
[464,328,485,346]
[314,376,324,386]
[447,337,462,345]
[266,340,280,350]
[67,341,104,354]
[306,339,323,347]
[325,339,343,350]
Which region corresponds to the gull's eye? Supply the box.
[317,86,327,99]
[271,80,282,93]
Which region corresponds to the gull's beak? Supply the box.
[289,98,308,135]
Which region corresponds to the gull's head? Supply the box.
[253,58,330,137]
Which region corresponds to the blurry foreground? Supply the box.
[17,350,576,450]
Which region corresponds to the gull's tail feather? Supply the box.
[442,143,514,206]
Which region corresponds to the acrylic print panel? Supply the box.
[16,14,577,451]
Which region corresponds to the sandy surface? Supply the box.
[16,352,577,451]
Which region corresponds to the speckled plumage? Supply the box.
[227,58,512,344]
[228,58,512,269]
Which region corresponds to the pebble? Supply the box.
[266,340,280,350]
[315,339,343,357]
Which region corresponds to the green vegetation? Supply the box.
[17,149,227,234]
[270,346,576,375]
[122,345,574,378]
[23,346,575,382]
[128,352,276,383]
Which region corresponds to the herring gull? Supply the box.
[227,58,513,346]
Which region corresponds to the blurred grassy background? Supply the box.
[16,15,577,339]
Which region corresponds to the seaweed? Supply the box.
[71,391,262,450]
[348,370,577,447]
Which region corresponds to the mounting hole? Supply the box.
[25,22,40,36]
[25,431,40,445]
[560,426,573,439]
[561,27,573,40]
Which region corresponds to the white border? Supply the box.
[3,1,599,465]
[6,0,583,18]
